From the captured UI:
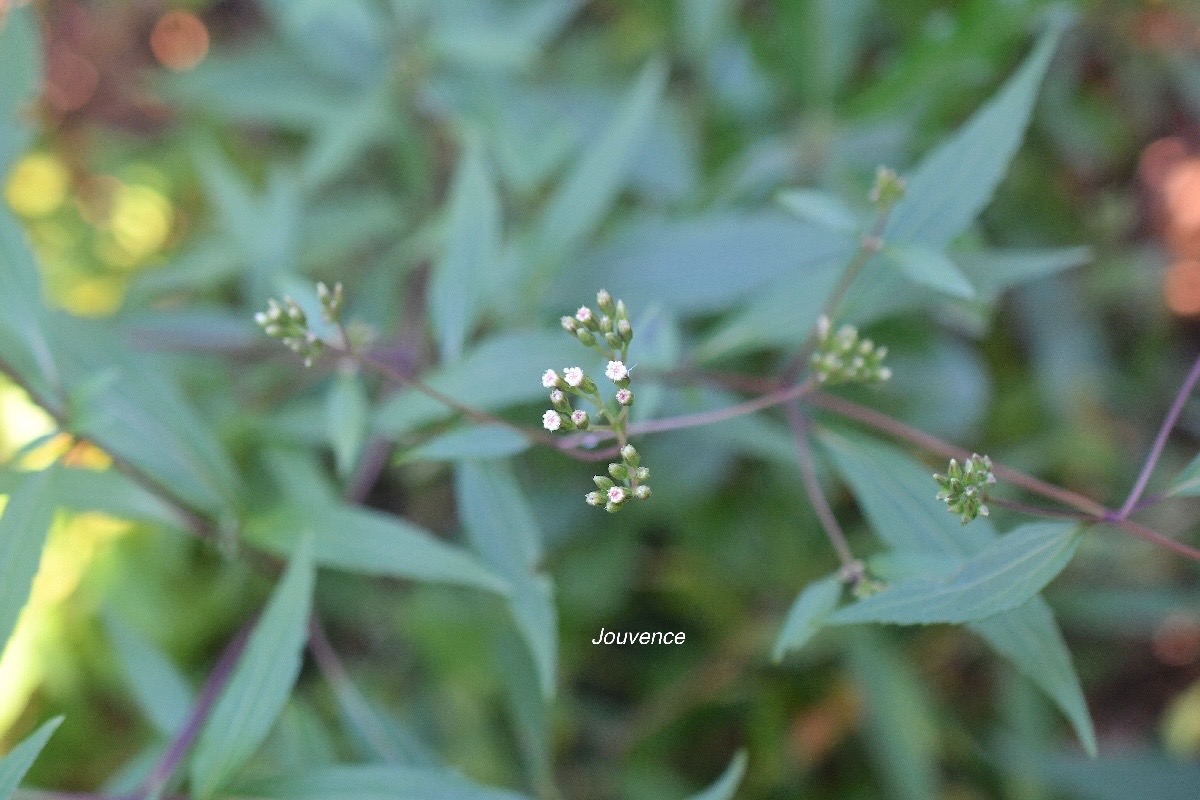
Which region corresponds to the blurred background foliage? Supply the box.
[3,0,1200,798]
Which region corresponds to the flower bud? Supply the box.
[615,299,628,321]
[585,491,602,506]
[605,332,623,350]
[616,388,633,406]
[561,315,578,333]
[633,485,651,500]
[617,319,632,343]
[635,466,649,481]
[576,328,596,347]
[621,444,639,466]
[571,409,589,429]
[869,165,906,208]
[597,289,615,315]
[594,475,615,491]
[608,462,628,481]
[550,390,570,412]
[599,315,613,334]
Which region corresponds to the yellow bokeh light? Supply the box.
[62,276,122,316]
[4,154,70,219]
[109,184,173,263]
[0,381,56,464]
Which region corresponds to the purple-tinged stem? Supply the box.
[134,622,254,800]
[784,403,858,574]
[1117,354,1200,519]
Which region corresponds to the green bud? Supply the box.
[869,165,906,208]
[597,289,615,315]
[633,485,651,500]
[608,463,628,480]
[585,491,602,507]
[561,316,578,333]
[635,466,649,481]
[621,444,639,466]
[594,475,615,491]
[577,328,597,347]
[605,332,622,350]
[599,315,613,334]
[617,319,632,343]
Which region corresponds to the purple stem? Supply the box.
[134,622,254,800]
[1117,354,1200,519]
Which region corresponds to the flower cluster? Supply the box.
[810,315,892,385]
[543,290,649,510]
[933,453,996,524]
[869,165,906,208]
[255,282,344,367]
[587,444,650,512]
[255,296,323,367]
[560,288,632,362]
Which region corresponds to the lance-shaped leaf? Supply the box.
[189,535,315,799]
[1167,453,1200,497]
[818,431,1096,756]
[0,716,63,800]
[884,244,975,300]
[0,467,57,656]
[430,133,500,362]
[686,750,748,800]
[244,764,532,800]
[885,22,1065,249]
[244,504,509,596]
[104,612,195,738]
[456,463,557,699]
[772,573,843,662]
[829,522,1083,626]
[534,59,667,267]
[0,3,42,176]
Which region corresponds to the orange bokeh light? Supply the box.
[149,10,208,72]
[1165,259,1200,316]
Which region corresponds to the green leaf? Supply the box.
[189,535,316,799]
[0,4,42,176]
[0,467,187,531]
[818,431,1096,755]
[0,209,58,404]
[104,613,195,738]
[776,189,860,233]
[457,463,557,699]
[0,716,63,800]
[326,372,370,481]
[957,246,1092,296]
[558,212,853,320]
[244,503,510,595]
[401,425,530,463]
[1000,739,1200,799]
[829,522,1083,626]
[373,330,590,439]
[772,573,842,662]
[0,467,57,656]
[884,243,975,300]
[430,134,501,362]
[847,631,941,800]
[244,764,532,800]
[1168,453,1200,497]
[534,59,668,268]
[686,749,748,800]
[972,600,1097,757]
[884,23,1065,249]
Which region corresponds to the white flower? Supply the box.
[576,306,593,323]
[607,486,626,504]
[542,410,562,431]
[550,389,565,405]
[563,367,584,387]
[571,410,588,426]
[605,360,628,381]
[542,369,559,388]
[616,388,633,406]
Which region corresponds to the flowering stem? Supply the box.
[987,496,1093,521]
[785,403,859,574]
[134,620,254,800]
[803,391,1109,517]
[779,204,896,385]
[1116,353,1200,519]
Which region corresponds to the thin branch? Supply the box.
[0,355,214,538]
[1117,353,1200,519]
[987,496,1092,521]
[134,621,254,800]
[778,205,896,385]
[1111,517,1200,563]
[803,391,1110,518]
[784,402,858,573]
